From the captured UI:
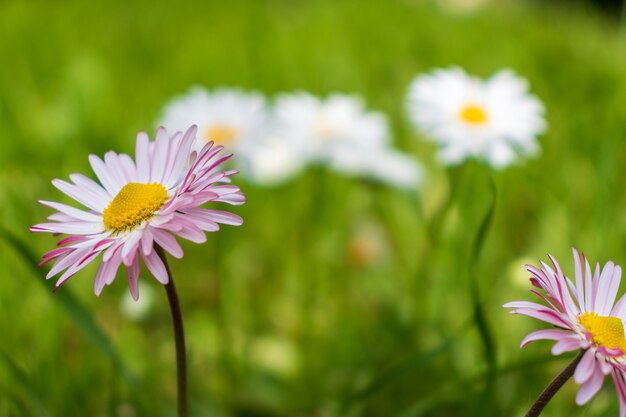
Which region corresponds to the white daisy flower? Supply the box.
[159,86,269,157]
[407,67,546,168]
[273,92,390,162]
[273,92,420,187]
[160,87,308,186]
[242,136,307,186]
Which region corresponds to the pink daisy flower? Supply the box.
[31,125,245,300]
[504,249,626,415]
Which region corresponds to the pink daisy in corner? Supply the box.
[504,249,626,415]
[31,125,245,300]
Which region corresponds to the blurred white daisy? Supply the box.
[407,67,546,168]
[159,86,269,156]
[243,136,306,186]
[274,92,420,187]
[160,87,308,186]
[273,92,390,162]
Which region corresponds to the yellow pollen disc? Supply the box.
[102,182,167,233]
[459,104,488,125]
[313,115,338,139]
[579,312,626,352]
[204,124,239,146]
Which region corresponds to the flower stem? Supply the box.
[155,245,188,417]
[525,351,585,417]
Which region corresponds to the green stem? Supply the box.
[525,351,584,417]
[469,174,497,383]
[155,245,188,417]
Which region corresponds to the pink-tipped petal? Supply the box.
[127,259,140,301]
[140,228,154,256]
[135,131,151,183]
[573,249,585,310]
[32,221,104,235]
[576,365,605,405]
[508,307,570,328]
[51,179,107,213]
[54,249,100,289]
[520,329,575,348]
[552,337,584,355]
[199,209,243,226]
[150,128,170,184]
[67,174,112,209]
[39,200,102,222]
[612,295,626,320]
[121,231,142,266]
[151,229,183,259]
[595,262,619,316]
[118,153,138,182]
[142,251,169,284]
[584,257,593,311]
[612,369,626,417]
[597,346,625,358]
[574,349,596,384]
[46,247,90,279]
[88,154,120,196]
[94,250,122,296]
[175,226,207,244]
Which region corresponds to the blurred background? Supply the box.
[2,0,626,416]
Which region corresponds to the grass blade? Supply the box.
[338,319,471,414]
[0,226,135,384]
[468,175,498,414]
[0,350,51,417]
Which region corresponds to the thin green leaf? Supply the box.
[0,226,135,385]
[399,353,566,417]
[0,350,51,417]
[338,319,472,413]
[468,174,498,413]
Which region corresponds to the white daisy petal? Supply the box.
[51,178,108,212]
[39,201,102,222]
[159,86,269,154]
[88,154,121,196]
[142,250,169,284]
[135,131,151,183]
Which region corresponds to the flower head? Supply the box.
[31,126,245,300]
[274,92,390,162]
[274,92,422,188]
[407,67,546,168]
[242,136,307,186]
[504,249,626,414]
[160,87,308,186]
[160,87,269,153]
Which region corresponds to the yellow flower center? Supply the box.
[314,115,339,139]
[204,124,239,146]
[579,312,626,352]
[459,104,488,125]
[102,183,167,233]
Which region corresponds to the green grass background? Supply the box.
[1,0,626,416]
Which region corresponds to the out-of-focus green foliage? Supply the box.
[1,0,626,416]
